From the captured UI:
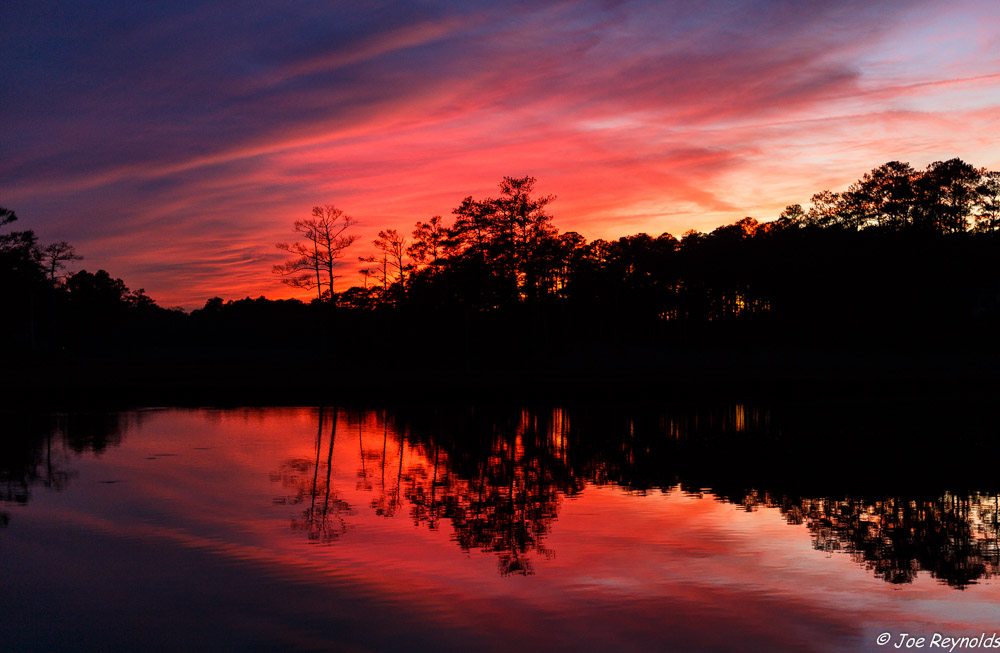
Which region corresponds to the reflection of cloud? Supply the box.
[3,0,999,307]
[18,406,1000,651]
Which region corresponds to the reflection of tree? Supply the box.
[731,491,1000,588]
[289,407,568,575]
[271,407,352,544]
[405,443,445,531]
[1,411,130,527]
[355,416,373,493]
[400,409,579,576]
[370,413,404,518]
[266,403,1000,585]
[378,403,1000,585]
[61,412,127,455]
[351,405,779,576]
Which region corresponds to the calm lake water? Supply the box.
[2,405,999,652]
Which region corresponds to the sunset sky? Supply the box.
[3,1,999,309]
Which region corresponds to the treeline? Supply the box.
[0,207,186,355]
[4,158,1000,372]
[303,158,1000,362]
[331,158,1000,315]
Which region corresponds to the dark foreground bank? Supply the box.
[4,345,998,408]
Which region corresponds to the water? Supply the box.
[2,405,999,652]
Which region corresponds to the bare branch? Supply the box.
[273,205,358,301]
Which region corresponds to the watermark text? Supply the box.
[876,633,1000,651]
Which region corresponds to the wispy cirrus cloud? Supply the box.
[2,0,998,308]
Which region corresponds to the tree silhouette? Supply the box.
[367,229,408,304]
[840,161,916,229]
[915,158,981,232]
[4,160,1000,403]
[408,216,446,272]
[274,205,357,301]
[0,214,43,282]
[42,241,82,283]
[974,171,1000,231]
[0,206,18,228]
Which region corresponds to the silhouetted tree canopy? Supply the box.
[4,159,1000,374]
[324,161,1000,361]
[273,205,358,301]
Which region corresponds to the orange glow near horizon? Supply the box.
[2,2,999,308]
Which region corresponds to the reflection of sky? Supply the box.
[2,2,999,308]
[3,408,999,651]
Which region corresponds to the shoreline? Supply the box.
[4,347,998,408]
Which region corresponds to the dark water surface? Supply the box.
[2,405,999,652]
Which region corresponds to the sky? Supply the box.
[3,0,999,309]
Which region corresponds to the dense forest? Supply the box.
[3,158,1000,397]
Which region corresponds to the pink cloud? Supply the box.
[3,1,999,307]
